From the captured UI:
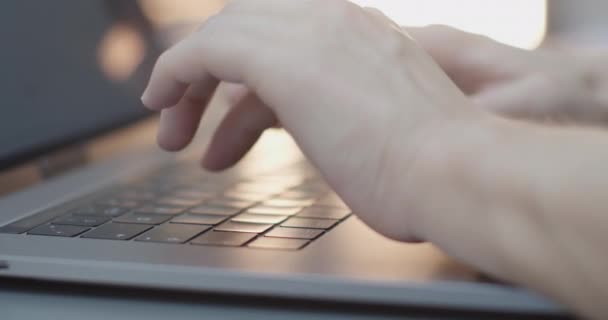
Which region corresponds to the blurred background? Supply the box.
[2,0,607,181]
[136,0,608,50]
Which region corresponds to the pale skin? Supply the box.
[140,1,608,318]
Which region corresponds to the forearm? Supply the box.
[415,116,608,318]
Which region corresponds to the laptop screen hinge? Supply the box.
[37,146,88,179]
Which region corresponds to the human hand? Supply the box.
[408,26,608,125]
[141,0,483,241]
[140,5,608,317]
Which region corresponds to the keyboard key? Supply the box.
[117,190,157,201]
[0,208,69,234]
[135,224,210,244]
[279,190,319,200]
[232,214,288,225]
[296,207,350,220]
[248,237,309,250]
[170,189,215,201]
[291,183,330,193]
[265,227,323,240]
[230,182,285,194]
[97,198,141,209]
[224,191,270,202]
[191,231,257,247]
[246,206,301,216]
[189,205,241,216]
[28,224,89,237]
[253,177,303,188]
[263,198,314,208]
[52,215,110,227]
[281,217,339,230]
[73,205,129,218]
[130,181,176,192]
[315,194,348,209]
[206,198,257,209]
[69,205,99,216]
[155,174,197,184]
[215,221,273,234]
[114,213,172,225]
[181,182,227,193]
[82,223,151,240]
[155,197,202,207]
[171,213,228,225]
[136,205,184,215]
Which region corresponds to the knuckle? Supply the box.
[425,24,456,35]
[303,0,356,25]
[323,0,358,21]
[381,29,415,60]
[307,0,359,40]
[155,51,173,71]
[424,24,491,48]
[195,16,226,49]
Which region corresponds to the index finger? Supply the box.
[140,16,254,111]
[141,40,204,110]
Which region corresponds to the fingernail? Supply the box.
[140,89,151,106]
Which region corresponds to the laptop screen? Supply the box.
[0,1,162,169]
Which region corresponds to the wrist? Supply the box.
[377,105,496,242]
[407,113,536,279]
[373,99,556,292]
[416,115,575,297]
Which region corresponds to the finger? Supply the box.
[363,7,402,30]
[141,47,192,111]
[203,93,278,171]
[157,79,219,151]
[406,25,522,94]
[472,75,565,121]
[221,83,283,129]
[141,19,246,111]
[221,82,250,106]
[142,0,303,111]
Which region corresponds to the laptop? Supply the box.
[0,1,566,317]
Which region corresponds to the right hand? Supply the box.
[407,26,608,126]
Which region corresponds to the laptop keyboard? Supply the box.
[0,162,352,251]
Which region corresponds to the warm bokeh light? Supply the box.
[138,0,224,27]
[351,0,547,49]
[97,23,146,82]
